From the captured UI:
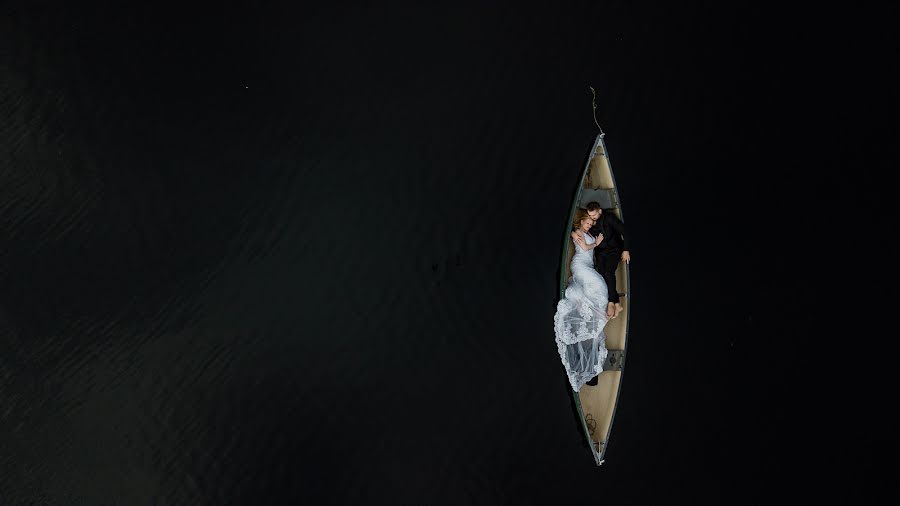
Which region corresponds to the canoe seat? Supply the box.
[602,350,624,371]
[579,188,618,210]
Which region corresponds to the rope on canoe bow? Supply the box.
[589,85,605,137]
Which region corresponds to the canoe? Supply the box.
[559,132,630,465]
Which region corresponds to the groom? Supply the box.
[585,201,630,320]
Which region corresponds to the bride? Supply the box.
[554,208,610,391]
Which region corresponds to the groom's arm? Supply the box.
[608,214,629,251]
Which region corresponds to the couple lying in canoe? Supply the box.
[554,201,630,391]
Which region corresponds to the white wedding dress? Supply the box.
[554,231,610,392]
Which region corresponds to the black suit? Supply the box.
[588,211,628,304]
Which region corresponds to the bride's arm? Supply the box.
[581,233,604,251]
[571,233,586,251]
[572,232,600,251]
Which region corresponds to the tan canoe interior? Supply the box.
[563,140,629,457]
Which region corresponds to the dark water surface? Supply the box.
[2,1,896,504]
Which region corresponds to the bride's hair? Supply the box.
[572,208,590,230]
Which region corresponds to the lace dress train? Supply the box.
[554,232,610,391]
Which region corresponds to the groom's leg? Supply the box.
[597,251,621,304]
